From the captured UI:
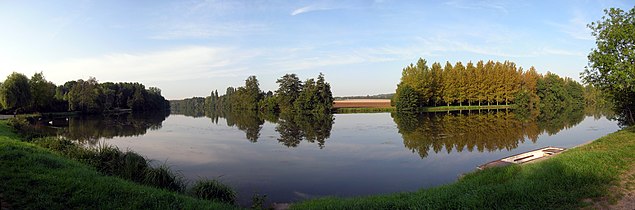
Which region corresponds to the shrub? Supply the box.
[190,179,237,205]
[91,144,124,175]
[143,163,186,193]
[118,151,148,182]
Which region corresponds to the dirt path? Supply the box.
[584,165,635,209]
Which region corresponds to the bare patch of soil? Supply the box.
[583,165,635,209]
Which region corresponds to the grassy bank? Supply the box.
[333,105,511,114]
[292,126,635,209]
[421,105,512,112]
[0,121,240,209]
[333,107,396,113]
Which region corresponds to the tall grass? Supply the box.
[190,179,237,205]
[143,162,187,193]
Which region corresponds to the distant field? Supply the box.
[333,99,392,108]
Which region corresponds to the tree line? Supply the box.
[393,58,590,112]
[0,72,170,114]
[171,73,334,115]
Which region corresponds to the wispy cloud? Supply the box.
[548,11,594,40]
[291,5,335,16]
[290,0,384,16]
[445,0,512,14]
[42,46,259,84]
[150,22,268,40]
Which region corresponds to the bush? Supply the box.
[90,144,124,175]
[144,163,186,193]
[7,116,29,131]
[118,151,149,182]
[190,179,237,205]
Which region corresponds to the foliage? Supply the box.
[0,72,170,114]
[276,74,303,112]
[394,84,420,112]
[29,72,57,112]
[0,72,32,113]
[142,163,187,193]
[190,179,237,205]
[582,6,635,125]
[172,73,333,116]
[395,58,587,113]
[251,192,268,209]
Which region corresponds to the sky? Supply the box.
[0,0,633,100]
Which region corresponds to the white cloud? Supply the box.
[548,11,594,41]
[150,22,268,40]
[291,5,334,16]
[445,0,512,14]
[41,46,257,84]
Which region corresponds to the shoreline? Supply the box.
[1,118,633,209]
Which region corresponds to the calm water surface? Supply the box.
[43,111,619,205]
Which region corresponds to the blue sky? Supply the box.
[0,0,633,99]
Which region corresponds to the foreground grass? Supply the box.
[0,122,240,209]
[292,126,635,209]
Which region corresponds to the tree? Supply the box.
[243,76,263,110]
[0,72,31,113]
[582,6,635,124]
[68,77,102,113]
[276,74,302,112]
[315,73,334,114]
[29,72,56,112]
[395,84,420,112]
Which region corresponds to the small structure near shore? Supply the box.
[478,146,566,170]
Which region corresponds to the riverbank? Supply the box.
[333,105,511,113]
[420,104,512,112]
[291,126,635,209]
[0,121,239,209]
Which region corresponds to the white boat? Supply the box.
[477,146,566,170]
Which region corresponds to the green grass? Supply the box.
[190,179,238,204]
[333,105,511,114]
[292,126,635,209]
[333,107,396,113]
[420,105,512,112]
[0,121,241,209]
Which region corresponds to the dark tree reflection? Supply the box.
[392,108,587,158]
[205,109,334,148]
[38,111,169,145]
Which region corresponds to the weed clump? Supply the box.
[190,179,237,205]
[144,163,186,193]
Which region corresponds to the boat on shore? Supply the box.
[477,146,566,170]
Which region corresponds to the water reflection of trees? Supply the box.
[392,108,588,158]
[48,111,169,144]
[206,110,334,148]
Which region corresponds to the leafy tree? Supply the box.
[275,74,302,112]
[68,77,102,113]
[0,72,32,113]
[395,84,420,112]
[582,6,635,124]
[29,72,56,112]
